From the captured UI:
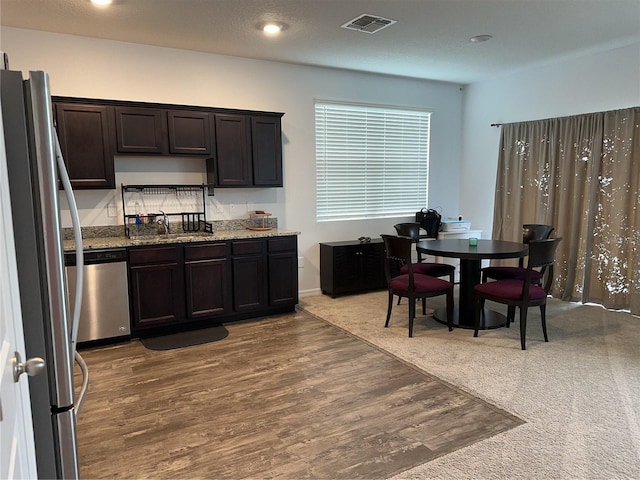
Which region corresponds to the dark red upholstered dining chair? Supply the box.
[381,234,454,337]
[394,223,456,282]
[393,223,455,307]
[481,224,555,285]
[473,237,562,350]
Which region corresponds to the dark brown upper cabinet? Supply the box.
[210,114,252,187]
[251,116,283,187]
[206,113,284,188]
[114,106,166,154]
[54,103,115,189]
[167,110,213,156]
[52,96,283,190]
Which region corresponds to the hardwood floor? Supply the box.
[74,309,523,479]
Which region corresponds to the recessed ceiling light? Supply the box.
[91,0,112,6]
[262,22,286,35]
[469,35,493,43]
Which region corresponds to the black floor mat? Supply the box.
[140,325,229,350]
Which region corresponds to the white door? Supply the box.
[0,96,38,479]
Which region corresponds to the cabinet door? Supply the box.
[251,115,283,187]
[185,258,230,319]
[114,106,166,154]
[129,246,184,330]
[331,246,362,295]
[233,255,267,312]
[268,252,298,306]
[360,242,386,291]
[167,110,212,155]
[129,262,184,329]
[211,114,251,186]
[54,103,114,189]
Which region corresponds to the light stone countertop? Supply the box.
[63,228,300,252]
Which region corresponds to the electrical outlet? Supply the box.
[298,256,304,268]
[246,201,254,212]
[216,204,224,213]
[107,202,117,217]
[229,204,236,213]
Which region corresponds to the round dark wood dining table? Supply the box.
[416,239,528,329]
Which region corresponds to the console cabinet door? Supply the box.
[114,106,166,154]
[167,110,213,156]
[54,103,115,189]
[251,115,283,187]
[184,243,230,319]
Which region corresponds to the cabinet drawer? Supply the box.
[268,236,296,252]
[184,243,227,261]
[129,246,178,265]
[231,239,265,255]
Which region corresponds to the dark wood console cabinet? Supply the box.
[129,235,298,334]
[320,239,386,297]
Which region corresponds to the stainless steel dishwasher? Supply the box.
[65,248,131,343]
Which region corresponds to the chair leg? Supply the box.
[408,296,416,337]
[446,290,454,331]
[474,296,483,337]
[385,291,393,328]
[481,271,488,283]
[397,296,401,305]
[449,272,455,284]
[422,298,426,315]
[506,306,516,328]
[540,303,549,342]
[519,307,528,350]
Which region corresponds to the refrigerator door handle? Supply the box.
[27,71,75,408]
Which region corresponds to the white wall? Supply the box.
[460,42,640,238]
[1,27,464,294]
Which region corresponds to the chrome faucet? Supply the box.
[157,210,170,234]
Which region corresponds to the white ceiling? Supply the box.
[2,0,639,84]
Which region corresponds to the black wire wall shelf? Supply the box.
[121,184,213,237]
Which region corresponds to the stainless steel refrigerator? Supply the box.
[2,68,80,478]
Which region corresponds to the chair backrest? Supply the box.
[381,234,414,284]
[522,224,555,243]
[526,237,562,292]
[393,223,421,242]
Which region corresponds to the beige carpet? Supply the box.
[299,291,640,479]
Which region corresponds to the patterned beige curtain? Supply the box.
[493,107,640,314]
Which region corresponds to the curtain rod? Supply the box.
[491,123,502,127]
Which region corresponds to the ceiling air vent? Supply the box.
[341,14,397,34]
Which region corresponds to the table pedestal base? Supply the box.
[433,306,507,330]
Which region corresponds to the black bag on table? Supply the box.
[415,208,441,238]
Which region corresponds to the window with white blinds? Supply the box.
[315,101,430,222]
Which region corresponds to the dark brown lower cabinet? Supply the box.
[231,239,267,312]
[184,243,231,319]
[268,236,299,306]
[129,246,184,330]
[129,236,298,335]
